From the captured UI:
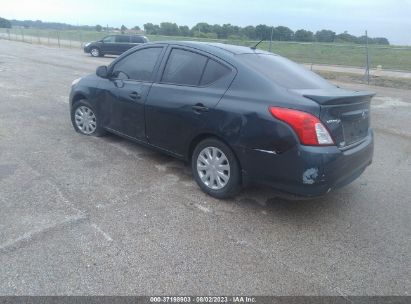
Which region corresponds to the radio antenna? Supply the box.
[251,38,265,50]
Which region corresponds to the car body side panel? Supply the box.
[69,75,102,108]
[210,63,321,151]
[96,79,152,140]
[145,84,232,157]
[145,45,237,157]
[100,38,118,54]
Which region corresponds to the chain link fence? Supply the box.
[1,28,411,82]
[0,28,103,49]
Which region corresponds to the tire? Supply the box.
[90,47,101,57]
[192,138,241,199]
[71,99,105,137]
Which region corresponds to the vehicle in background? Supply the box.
[83,35,149,57]
[70,41,374,199]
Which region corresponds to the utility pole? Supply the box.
[57,30,60,48]
[365,30,370,85]
[269,26,274,52]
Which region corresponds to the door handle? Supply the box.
[192,103,209,113]
[129,91,142,100]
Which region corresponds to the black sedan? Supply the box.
[70,41,374,199]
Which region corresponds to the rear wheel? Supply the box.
[90,47,101,57]
[192,138,241,199]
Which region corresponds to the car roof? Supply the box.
[148,40,274,56]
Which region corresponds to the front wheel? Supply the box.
[90,47,101,57]
[71,100,105,136]
[192,138,241,199]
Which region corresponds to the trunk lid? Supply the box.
[293,88,375,148]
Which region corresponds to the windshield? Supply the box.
[239,53,335,90]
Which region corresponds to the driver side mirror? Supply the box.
[96,65,108,78]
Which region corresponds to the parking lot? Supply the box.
[0,40,410,295]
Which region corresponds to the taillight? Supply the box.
[269,107,334,146]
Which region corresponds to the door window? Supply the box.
[161,49,207,86]
[131,36,145,43]
[115,35,130,43]
[111,47,163,81]
[102,36,115,43]
[200,59,231,85]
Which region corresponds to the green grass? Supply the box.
[1,28,411,71]
[145,34,411,71]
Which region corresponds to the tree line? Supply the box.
[0,17,390,45]
[142,22,390,45]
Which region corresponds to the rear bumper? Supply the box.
[238,130,374,197]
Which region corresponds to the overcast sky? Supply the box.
[1,0,410,45]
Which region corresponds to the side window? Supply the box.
[131,36,144,43]
[102,36,115,43]
[115,35,130,43]
[200,60,231,85]
[162,49,207,86]
[112,47,163,81]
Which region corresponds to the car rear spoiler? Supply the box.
[292,88,376,105]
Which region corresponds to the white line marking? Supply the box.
[0,214,86,252]
[91,223,113,242]
[194,203,211,213]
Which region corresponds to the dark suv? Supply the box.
[83,35,149,57]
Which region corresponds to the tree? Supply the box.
[255,24,271,40]
[152,24,161,34]
[294,29,314,42]
[210,24,223,38]
[144,23,159,35]
[133,25,141,31]
[315,30,336,42]
[0,17,11,28]
[159,22,179,36]
[178,25,191,36]
[191,22,212,35]
[335,31,357,43]
[373,37,390,45]
[120,24,127,33]
[222,24,235,38]
[95,24,102,32]
[275,26,294,41]
[242,25,257,40]
[356,35,374,45]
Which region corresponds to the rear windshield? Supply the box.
[239,54,335,90]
